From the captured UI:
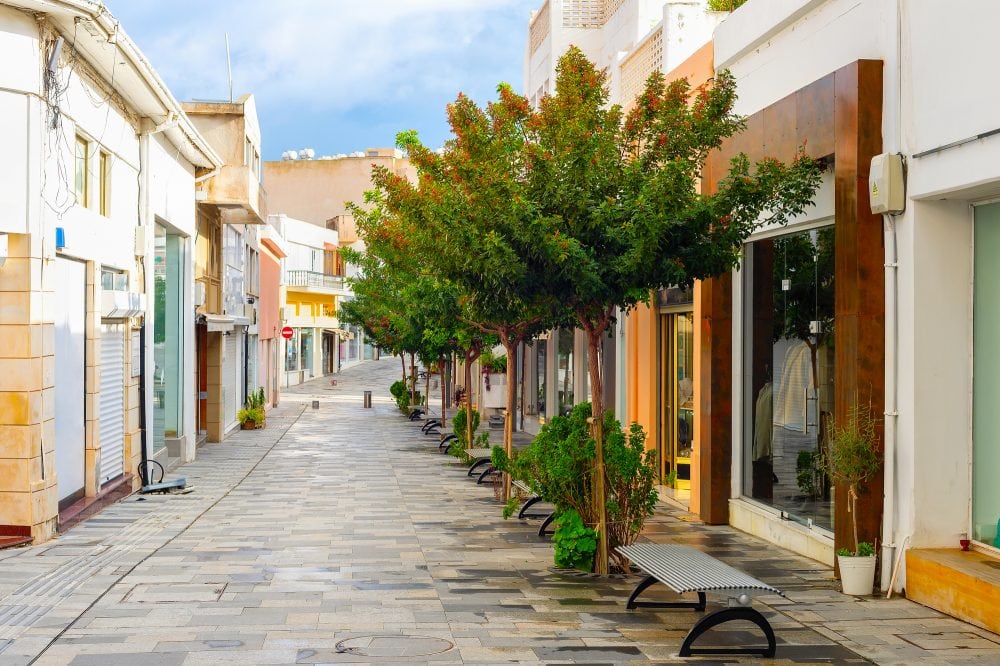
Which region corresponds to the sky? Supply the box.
[103,0,539,160]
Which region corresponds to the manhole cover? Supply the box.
[335,635,453,657]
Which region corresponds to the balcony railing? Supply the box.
[286,270,345,290]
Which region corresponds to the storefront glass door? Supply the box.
[973,202,1000,548]
[659,312,694,488]
[153,224,184,454]
[742,226,836,531]
[536,341,547,417]
[557,329,574,416]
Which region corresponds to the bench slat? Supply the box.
[617,544,782,596]
[464,448,492,459]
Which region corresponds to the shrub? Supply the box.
[237,406,265,426]
[708,0,747,11]
[452,407,481,448]
[479,349,507,373]
[552,509,597,570]
[493,403,658,572]
[821,399,881,556]
[389,380,411,413]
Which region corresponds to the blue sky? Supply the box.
[104,0,538,160]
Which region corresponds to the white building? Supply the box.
[0,0,220,542]
[270,214,359,387]
[710,0,1000,632]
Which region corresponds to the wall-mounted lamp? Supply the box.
[55,227,66,251]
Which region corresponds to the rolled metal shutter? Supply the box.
[99,323,125,485]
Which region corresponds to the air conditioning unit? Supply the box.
[102,291,144,319]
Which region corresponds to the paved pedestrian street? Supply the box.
[2,359,999,665]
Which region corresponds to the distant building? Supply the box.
[264,148,418,367]
[269,214,353,386]
[183,95,270,442]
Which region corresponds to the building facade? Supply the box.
[522,0,723,491]
[706,0,1000,633]
[0,0,221,544]
[270,214,352,386]
[184,95,269,442]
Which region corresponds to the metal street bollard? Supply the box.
[363,390,372,408]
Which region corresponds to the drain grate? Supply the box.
[335,635,453,657]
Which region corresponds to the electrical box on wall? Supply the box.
[869,153,906,215]
[134,226,147,256]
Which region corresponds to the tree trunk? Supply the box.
[464,352,474,449]
[409,353,417,405]
[425,369,430,409]
[585,323,609,575]
[440,356,448,430]
[401,354,406,385]
[501,338,520,503]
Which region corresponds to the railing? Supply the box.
[286,270,345,290]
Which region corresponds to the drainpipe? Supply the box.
[138,126,152,471]
[881,213,899,592]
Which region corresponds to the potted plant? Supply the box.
[822,399,881,595]
[239,388,267,430]
[238,406,265,430]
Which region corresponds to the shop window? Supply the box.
[557,329,574,416]
[285,329,299,371]
[659,312,694,488]
[536,340,547,416]
[99,150,111,216]
[973,203,1000,548]
[743,226,836,531]
[75,134,89,207]
[301,329,314,378]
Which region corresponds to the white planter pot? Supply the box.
[838,554,876,596]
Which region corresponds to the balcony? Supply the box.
[286,270,346,293]
[197,165,268,225]
[286,312,339,330]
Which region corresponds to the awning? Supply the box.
[202,314,234,332]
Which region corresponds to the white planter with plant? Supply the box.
[823,400,882,596]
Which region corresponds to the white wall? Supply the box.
[713,0,1000,587]
[0,7,40,235]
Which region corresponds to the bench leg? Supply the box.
[678,607,776,658]
[476,465,495,484]
[439,434,457,450]
[538,512,556,538]
[468,459,491,477]
[517,496,543,519]
[625,576,706,611]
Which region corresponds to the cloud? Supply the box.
[108,1,534,106]
[103,0,539,155]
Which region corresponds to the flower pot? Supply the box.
[838,554,876,596]
[240,419,264,430]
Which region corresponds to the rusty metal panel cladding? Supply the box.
[698,61,885,545]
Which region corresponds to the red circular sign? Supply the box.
[281,326,294,340]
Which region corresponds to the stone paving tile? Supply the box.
[1,358,999,664]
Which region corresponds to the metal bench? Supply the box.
[511,479,550,520]
[422,418,442,434]
[408,407,425,421]
[510,479,554,537]
[617,543,783,658]
[438,433,457,452]
[463,447,497,484]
